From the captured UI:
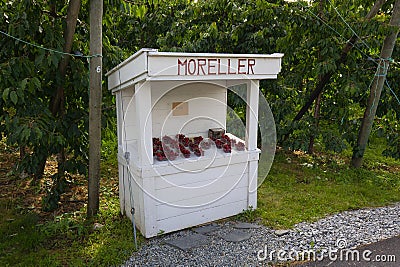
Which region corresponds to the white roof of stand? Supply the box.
[106,48,283,92]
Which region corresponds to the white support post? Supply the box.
[246,80,259,208]
[245,80,259,151]
[142,176,157,237]
[135,81,154,167]
[115,91,126,215]
[134,81,157,236]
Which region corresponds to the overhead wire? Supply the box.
[296,0,381,65]
[325,0,400,109]
[297,0,400,108]
[386,80,400,106]
[327,0,375,54]
[0,29,101,58]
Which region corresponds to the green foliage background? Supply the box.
[1,0,399,209]
[0,1,400,265]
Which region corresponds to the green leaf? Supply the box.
[51,53,59,67]
[34,127,43,140]
[16,88,25,101]
[10,91,18,105]
[20,78,29,90]
[27,77,42,93]
[21,128,30,142]
[35,50,45,67]
[2,88,10,102]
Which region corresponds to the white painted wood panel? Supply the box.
[147,52,283,79]
[246,80,259,151]
[116,91,126,215]
[151,82,227,103]
[156,187,248,220]
[118,163,125,215]
[156,200,248,236]
[122,165,131,217]
[121,86,135,97]
[124,141,140,166]
[135,81,153,166]
[115,91,124,146]
[154,162,248,190]
[143,150,259,177]
[121,99,136,127]
[151,82,227,137]
[123,126,138,142]
[142,176,157,235]
[154,172,248,204]
[107,49,155,91]
[248,160,258,208]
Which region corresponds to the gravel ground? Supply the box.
[123,202,400,266]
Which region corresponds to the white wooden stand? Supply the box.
[107,49,283,238]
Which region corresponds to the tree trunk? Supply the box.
[35,0,81,182]
[308,92,322,154]
[293,0,387,122]
[87,0,103,218]
[37,1,81,209]
[351,0,400,168]
[308,0,324,154]
[56,0,81,175]
[34,151,47,181]
[50,0,81,117]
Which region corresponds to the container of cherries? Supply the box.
[210,133,246,153]
[153,137,178,161]
[211,134,232,153]
[153,133,209,161]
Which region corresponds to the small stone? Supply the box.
[164,233,210,251]
[221,230,251,242]
[193,223,220,235]
[274,229,290,236]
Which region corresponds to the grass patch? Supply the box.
[0,198,139,266]
[0,137,141,267]
[0,163,141,267]
[257,142,400,229]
